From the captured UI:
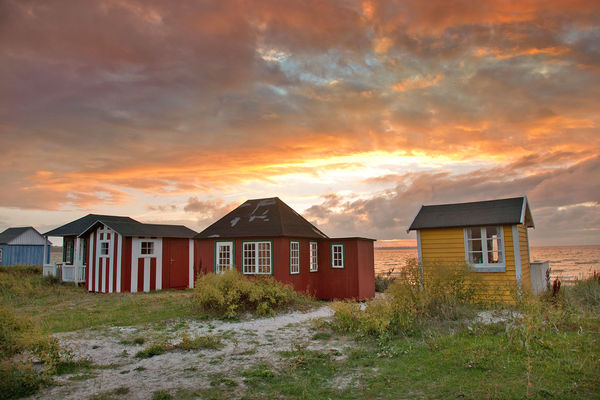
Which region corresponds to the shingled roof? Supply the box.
[195,197,328,239]
[45,214,196,238]
[408,196,534,231]
[79,220,197,238]
[44,214,138,237]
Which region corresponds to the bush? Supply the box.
[0,306,64,399]
[332,259,480,339]
[565,272,600,307]
[193,270,312,319]
[374,269,397,292]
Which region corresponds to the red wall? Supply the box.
[194,237,375,300]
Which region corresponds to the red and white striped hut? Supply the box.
[79,218,196,293]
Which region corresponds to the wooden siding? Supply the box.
[5,228,48,245]
[420,226,519,302]
[0,244,48,266]
[518,224,531,292]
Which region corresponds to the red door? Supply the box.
[163,238,189,289]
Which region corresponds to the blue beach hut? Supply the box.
[0,227,51,266]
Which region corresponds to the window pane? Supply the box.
[469,251,483,264]
[469,239,482,252]
[468,227,481,239]
[488,251,501,263]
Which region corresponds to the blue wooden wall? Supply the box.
[0,244,50,266]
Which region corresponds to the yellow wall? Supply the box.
[518,224,531,292]
[420,226,521,302]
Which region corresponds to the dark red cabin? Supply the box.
[194,197,375,300]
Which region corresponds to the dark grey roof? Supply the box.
[44,214,138,237]
[408,196,534,231]
[79,220,197,238]
[0,227,30,244]
[195,197,328,239]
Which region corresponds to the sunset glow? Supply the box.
[1,0,598,246]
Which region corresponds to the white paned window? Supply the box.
[216,242,233,273]
[141,241,154,255]
[99,241,110,257]
[331,244,344,268]
[290,241,300,274]
[465,226,505,271]
[243,241,272,274]
[309,242,318,272]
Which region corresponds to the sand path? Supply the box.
[32,306,343,399]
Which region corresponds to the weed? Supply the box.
[136,344,167,359]
[312,331,332,341]
[176,333,223,350]
[152,390,173,400]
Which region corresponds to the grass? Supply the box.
[0,266,198,333]
[174,269,600,400]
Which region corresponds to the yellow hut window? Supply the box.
[465,226,505,272]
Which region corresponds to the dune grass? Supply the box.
[0,266,197,333]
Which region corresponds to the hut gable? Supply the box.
[44,214,138,237]
[195,197,328,239]
[0,227,49,245]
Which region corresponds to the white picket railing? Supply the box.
[43,264,57,277]
[61,264,86,283]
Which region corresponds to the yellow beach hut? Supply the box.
[408,196,535,301]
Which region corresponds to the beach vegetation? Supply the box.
[193,269,314,319]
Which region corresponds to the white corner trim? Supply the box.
[116,233,122,293]
[188,239,194,289]
[520,196,527,225]
[88,232,94,291]
[512,225,522,287]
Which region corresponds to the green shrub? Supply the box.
[0,306,64,399]
[193,270,312,319]
[332,259,480,339]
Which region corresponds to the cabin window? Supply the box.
[331,243,344,268]
[99,241,110,257]
[141,241,154,255]
[290,241,300,274]
[309,241,318,272]
[0,248,3,263]
[63,238,74,263]
[465,226,505,272]
[242,241,272,274]
[215,241,234,273]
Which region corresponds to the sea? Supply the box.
[374,245,600,283]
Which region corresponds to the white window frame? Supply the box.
[464,226,506,272]
[309,241,318,272]
[99,241,110,257]
[290,241,300,274]
[242,241,272,275]
[331,243,344,268]
[140,241,155,256]
[215,241,234,274]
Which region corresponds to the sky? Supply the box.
[1,0,599,247]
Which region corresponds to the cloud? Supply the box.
[0,0,598,245]
[304,155,600,244]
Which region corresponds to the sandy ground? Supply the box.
[32,306,346,399]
